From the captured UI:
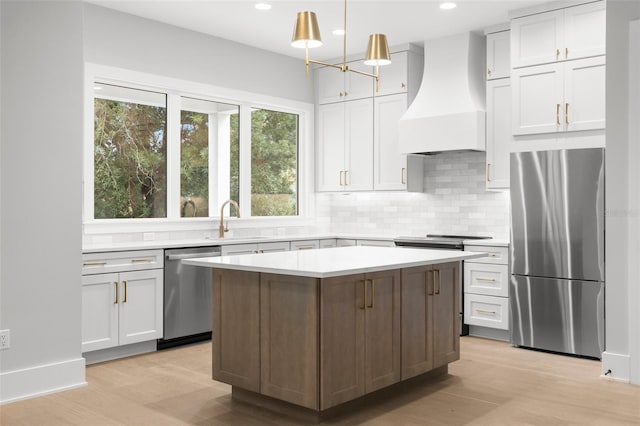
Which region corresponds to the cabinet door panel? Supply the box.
[317,103,346,191]
[118,269,163,346]
[345,99,374,190]
[374,94,407,190]
[213,270,260,391]
[260,274,318,409]
[346,61,374,100]
[432,262,460,368]
[564,2,606,60]
[487,31,511,80]
[512,63,563,135]
[564,56,606,132]
[486,79,511,189]
[317,65,346,104]
[320,274,365,409]
[511,10,563,68]
[401,266,433,379]
[376,51,408,96]
[81,273,119,352]
[364,270,401,392]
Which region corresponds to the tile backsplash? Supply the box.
[316,151,510,240]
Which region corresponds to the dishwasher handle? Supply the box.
[166,251,221,261]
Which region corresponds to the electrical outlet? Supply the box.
[0,329,10,350]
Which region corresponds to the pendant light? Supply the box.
[291,0,391,91]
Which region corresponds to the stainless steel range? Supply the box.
[393,234,492,335]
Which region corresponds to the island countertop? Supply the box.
[182,246,487,278]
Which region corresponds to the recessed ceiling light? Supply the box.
[440,2,457,10]
[332,29,345,36]
[255,3,272,11]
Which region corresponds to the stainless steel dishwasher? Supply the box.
[158,246,221,349]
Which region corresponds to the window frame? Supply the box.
[83,63,315,235]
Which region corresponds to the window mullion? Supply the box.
[238,105,252,217]
[166,93,181,219]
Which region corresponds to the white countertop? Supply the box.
[182,246,488,278]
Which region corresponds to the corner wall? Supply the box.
[0,1,86,403]
[602,0,640,384]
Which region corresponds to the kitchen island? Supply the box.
[184,246,486,419]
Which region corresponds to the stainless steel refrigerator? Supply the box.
[510,148,605,359]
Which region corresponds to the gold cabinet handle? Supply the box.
[556,48,560,59]
[344,91,348,97]
[476,309,497,315]
[401,82,406,89]
[488,253,498,257]
[339,170,344,186]
[476,277,497,283]
[131,258,153,264]
[122,280,127,303]
[565,103,569,124]
[434,269,441,295]
[297,245,315,250]
[565,47,569,58]
[487,68,492,76]
[367,279,375,309]
[360,280,367,310]
[401,167,406,184]
[556,104,561,125]
[83,261,107,267]
[114,282,119,304]
[486,164,491,182]
[339,91,344,97]
[344,170,349,186]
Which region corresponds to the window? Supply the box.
[180,98,239,217]
[87,70,308,224]
[251,108,298,216]
[93,84,167,219]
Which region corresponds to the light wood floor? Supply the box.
[2,337,639,425]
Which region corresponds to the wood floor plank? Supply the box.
[1,337,639,425]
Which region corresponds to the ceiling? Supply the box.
[85,0,545,61]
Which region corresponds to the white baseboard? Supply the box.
[0,357,86,405]
[601,351,631,382]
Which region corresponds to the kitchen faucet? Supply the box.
[218,199,240,238]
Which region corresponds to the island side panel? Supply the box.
[432,261,461,368]
[364,269,401,393]
[401,265,434,379]
[320,274,366,410]
[212,269,260,392]
[260,273,319,410]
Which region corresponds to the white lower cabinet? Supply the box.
[463,245,510,336]
[81,251,163,353]
[290,240,320,251]
[222,241,290,256]
[319,239,337,248]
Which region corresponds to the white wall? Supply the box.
[602,0,640,384]
[316,152,510,240]
[82,3,314,104]
[0,1,86,403]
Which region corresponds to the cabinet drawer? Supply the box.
[464,294,509,330]
[290,240,320,251]
[464,245,508,265]
[464,263,509,297]
[82,250,164,275]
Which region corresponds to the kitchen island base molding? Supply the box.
[231,366,449,423]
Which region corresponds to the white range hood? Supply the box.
[399,32,486,154]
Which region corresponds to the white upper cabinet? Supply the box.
[374,93,408,190]
[316,98,374,191]
[317,60,373,104]
[511,1,605,68]
[512,63,564,135]
[486,30,511,80]
[512,56,605,135]
[376,51,408,96]
[486,78,512,189]
[563,55,606,132]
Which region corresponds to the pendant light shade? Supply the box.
[291,11,323,48]
[364,34,391,66]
